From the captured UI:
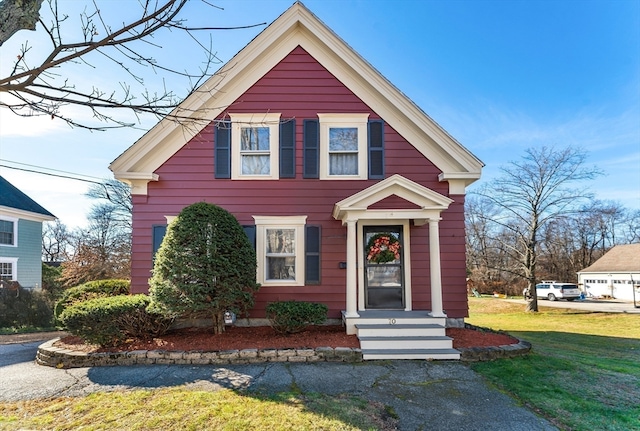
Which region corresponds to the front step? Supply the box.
[362,348,461,360]
[349,312,460,360]
[355,323,444,337]
[358,335,454,350]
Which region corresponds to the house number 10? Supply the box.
[388,318,396,324]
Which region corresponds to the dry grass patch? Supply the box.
[0,388,397,431]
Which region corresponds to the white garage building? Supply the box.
[577,243,640,301]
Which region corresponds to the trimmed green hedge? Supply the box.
[58,294,172,347]
[266,301,328,334]
[54,279,130,319]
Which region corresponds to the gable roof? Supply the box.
[333,174,453,225]
[110,2,483,194]
[0,175,56,221]
[579,244,640,273]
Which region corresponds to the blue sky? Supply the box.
[1,0,638,228]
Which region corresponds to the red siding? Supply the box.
[130,46,468,319]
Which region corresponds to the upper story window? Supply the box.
[0,218,17,246]
[230,113,281,180]
[318,113,369,180]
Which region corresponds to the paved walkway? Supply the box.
[0,337,557,431]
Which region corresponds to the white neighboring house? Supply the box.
[577,244,640,301]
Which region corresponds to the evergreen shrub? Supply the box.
[59,294,172,347]
[266,301,328,334]
[54,279,130,319]
[0,287,55,329]
[148,202,259,334]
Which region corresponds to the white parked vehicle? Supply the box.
[535,281,581,301]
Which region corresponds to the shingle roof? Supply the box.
[0,175,55,218]
[579,244,640,273]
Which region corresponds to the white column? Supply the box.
[345,219,359,318]
[429,218,446,317]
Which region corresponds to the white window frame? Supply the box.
[318,113,369,180]
[0,257,18,281]
[253,215,307,286]
[0,216,18,247]
[230,113,281,180]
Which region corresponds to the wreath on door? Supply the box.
[366,233,401,264]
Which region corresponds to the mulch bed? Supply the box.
[53,325,518,353]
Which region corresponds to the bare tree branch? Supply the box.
[0,0,266,130]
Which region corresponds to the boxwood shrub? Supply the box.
[54,279,130,319]
[58,294,172,347]
[265,301,328,334]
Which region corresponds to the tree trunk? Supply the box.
[0,0,43,45]
[525,280,538,312]
[212,312,226,334]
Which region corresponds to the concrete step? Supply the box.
[355,323,445,337]
[359,335,453,350]
[362,348,461,360]
[352,313,447,326]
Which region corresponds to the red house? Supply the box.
[110,3,483,360]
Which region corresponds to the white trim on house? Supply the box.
[230,113,282,180]
[0,215,18,247]
[0,257,18,281]
[253,215,307,287]
[109,3,482,194]
[318,113,369,180]
[0,207,55,224]
[332,174,453,334]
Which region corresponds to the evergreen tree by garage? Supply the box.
[148,202,259,333]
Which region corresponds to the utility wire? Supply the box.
[0,164,106,185]
[0,159,105,181]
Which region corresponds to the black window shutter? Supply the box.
[152,225,167,259]
[214,121,231,179]
[242,225,256,249]
[368,119,385,179]
[303,119,319,179]
[279,119,296,178]
[305,225,321,284]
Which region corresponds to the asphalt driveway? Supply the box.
[505,298,640,313]
[0,337,557,430]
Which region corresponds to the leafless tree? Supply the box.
[473,146,602,311]
[623,209,640,244]
[60,205,131,286]
[0,0,264,130]
[58,178,132,286]
[42,218,72,262]
[86,178,132,230]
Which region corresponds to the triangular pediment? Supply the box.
[110,2,482,194]
[333,175,453,224]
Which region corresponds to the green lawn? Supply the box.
[467,297,640,431]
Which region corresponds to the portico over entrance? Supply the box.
[332,174,454,335]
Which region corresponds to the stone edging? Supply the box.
[36,339,364,368]
[457,324,532,362]
[36,334,531,369]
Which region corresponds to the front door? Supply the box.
[364,225,404,309]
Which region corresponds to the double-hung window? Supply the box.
[318,113,369,180]
[230,113,281,180]
[253,216,306,286]
[0,218,17,246]
[0,258,17,281]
